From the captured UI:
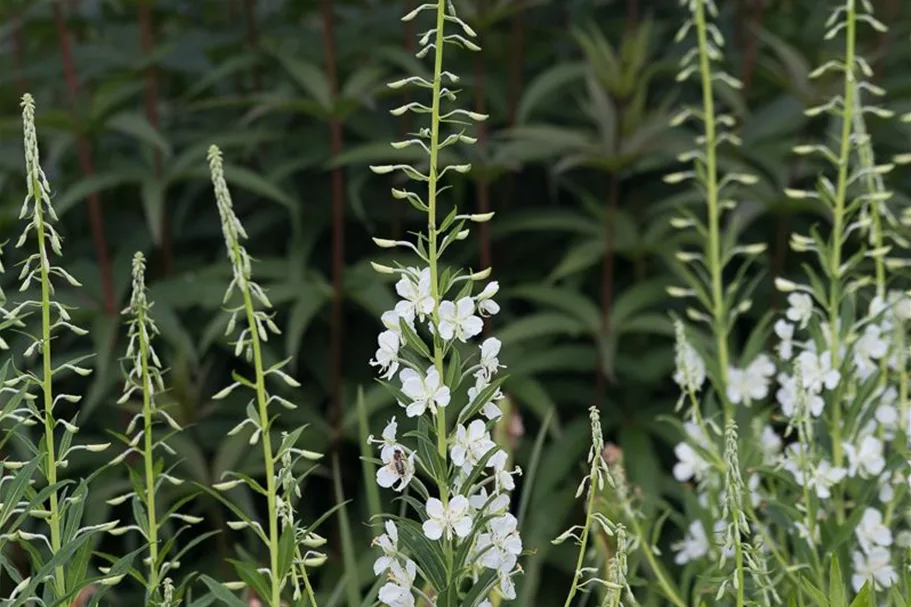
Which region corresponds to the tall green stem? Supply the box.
[427,0,448,465]
[562,466,598,607]
[138,302,160,597]
[694,0,730,414]
[34,176,65,598]
[231,241,281,606]
[828,3,856,480]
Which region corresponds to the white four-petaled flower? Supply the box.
[400,366,450,417]
[437,297,483,342]
[786,292,813,328]
[851,547,897,592]
[423,496,473,541]
[451,419,496,473]
[370,330,401,379]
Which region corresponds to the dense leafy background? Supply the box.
[1,0,910,604]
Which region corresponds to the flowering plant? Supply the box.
[364,2,523,605]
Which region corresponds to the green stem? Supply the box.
[733,523,745,607]
[828,3,856,522]
[235,262,281,605]
[626,517,687,607]
[694,0,730,416]
[427,0,448,463]
[563,469,598,607]
[425,0,456,583]
[34,178,65,598]
[138,303,160,597]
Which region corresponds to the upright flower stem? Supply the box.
[562,470,597,607]
[34,176,65,598]
[51,3,116,316]
[428,0,448,465]
[694,0,731,415]
[226,234,281,606]
[828,3,856,484]
[138,299,160,596]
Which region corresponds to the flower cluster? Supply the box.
[365,2,522,605]
[667,0,911,600]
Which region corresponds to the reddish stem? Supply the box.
[627,0,639,30]
[243,0,262,92]
[52,2,116,317]
[321,0,346,440]
[475,0,492,336]
[504,0,525,212]
[139,0,173,275]
[12,13,28,93]
[740,0,766,101]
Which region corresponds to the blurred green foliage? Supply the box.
[1,0,910,604]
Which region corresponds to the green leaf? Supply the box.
[199,575,248,607]
[105,112,172,156]
[394,518,447,592]
[517,62,586,124]
[227,558,271,604]
[53,167,147,217]
[265,44,332,110]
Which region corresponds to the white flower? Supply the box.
[373,521,399,575]
[436,297,483,342]
[896,531,911,549]
[423,496,473,541]
[775,319,795,360]
[796,349,840,393]
[673,443,708,482]
[476,513,522,574]
[368,418,400,463]
[476,281,500,317]
[469,487,510,516]
[878,472,894,503]
[809,460,846,500]
[876,403,898,426]
[376,448,415,492]
[759,425,782,464]
[853,324,887,379]
[786,292,814,328]
[851,547,897,592]
[844,436,885,479]
[378,559,417,607]
[382,309,407,333]
[673,340,706,393]
[478,338,502,379]
[776,373,824,417]
[478,601,493,607]
[855,508,892,554]
[673,520,709,564]
[673,422,712,482]
[394,267,434,324]
[497,568,517,600]
[467,373,504,421]
[489,450,517,492]
[727,354,775,406]
[400,366,450,417]
[795,520,820,546]
[748,473,761,508]
[370,330,401,379]
[451,419,496,473]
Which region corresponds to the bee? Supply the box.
[392,449,407,477]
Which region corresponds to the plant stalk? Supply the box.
[138,301,160,597]
[694,0,731,413]
[34,168,65,598]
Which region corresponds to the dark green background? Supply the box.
[1,0,910,604]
